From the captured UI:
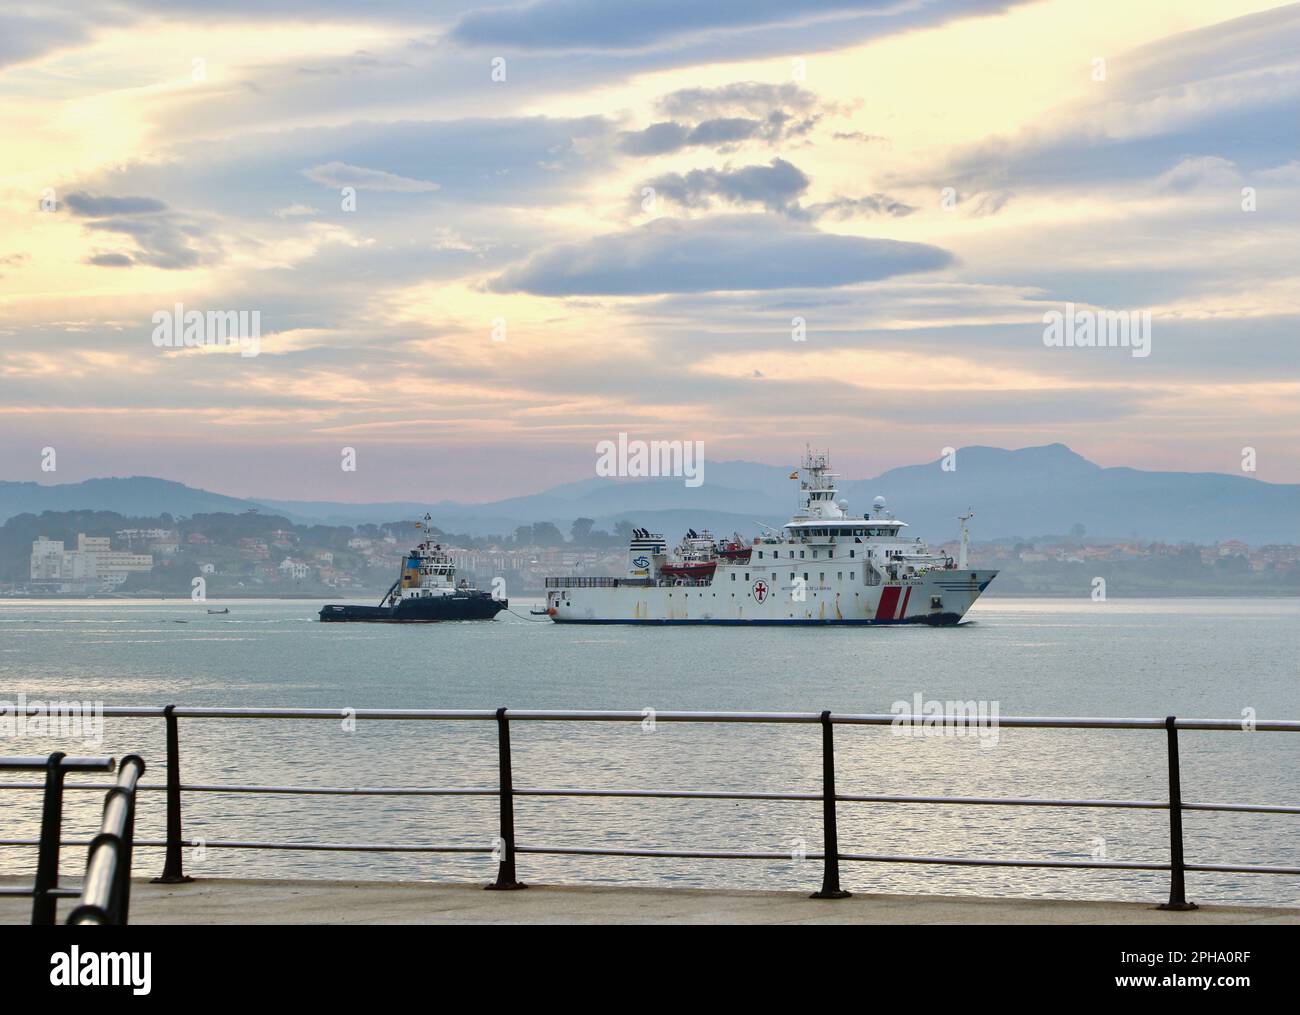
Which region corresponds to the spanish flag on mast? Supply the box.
[789,470,799,479]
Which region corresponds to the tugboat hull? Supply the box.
[320,593,506,622]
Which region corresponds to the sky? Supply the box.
[1,0,1298,502]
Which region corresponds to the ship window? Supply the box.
[730,573,735,581]
[757,551,763,559]
[803,572,809,582]
[849,550,855,558]
[820,573,825,582]
[812,550,818,559]
[837,572,842,580]
[744,573,749,581]
[790,572,795,580]
[850,572,855,580]
[799,551,805,559]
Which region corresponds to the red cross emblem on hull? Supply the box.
[752,580,769,603]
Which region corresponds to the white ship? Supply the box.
[544,449,996,625]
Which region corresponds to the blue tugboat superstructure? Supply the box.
[319,515,506,622]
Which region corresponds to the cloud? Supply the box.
[64,193,168,217]
[801,194,916,220]
[489,214,953,295]
[1258,160,1300,183]
[85,253,134,267]
[61,192,220,270]
[451,1,905,50]
[932,5,1300,193]
[1154,156,1242,193]
[657,81,821,118]
[644,158,810,212]
[0,11,93,68]
[618,110,817,155]
[302,161,440,192]
[273,203,320,218]
[832,131,886,144]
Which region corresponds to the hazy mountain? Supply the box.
[844,444,1299,544]
[252,499,451,526]
[3,445,1296,544]
[0,477,253,522]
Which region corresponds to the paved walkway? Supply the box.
[3,877,1298,924]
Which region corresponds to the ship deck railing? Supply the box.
[0,706,1297,907]
[545,576,716,588]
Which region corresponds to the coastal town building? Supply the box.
[29,534,153,592]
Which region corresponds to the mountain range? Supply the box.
[2,444,1296,544]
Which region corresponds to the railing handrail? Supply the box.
[2,705,1297,909]
[2,703,1295,730]
[66,754,145,925]
[0,755,116,771]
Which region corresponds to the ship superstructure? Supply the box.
[545,449,995,625]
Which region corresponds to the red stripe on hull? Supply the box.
[898,586,912,619]
[876,586,901,620]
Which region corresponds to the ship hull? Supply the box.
[547,569,994,625]
[319,594,507,622]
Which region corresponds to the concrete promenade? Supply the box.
[2,877,1298,924]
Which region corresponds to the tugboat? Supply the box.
[659,529,720,580]
[319,516,507,622]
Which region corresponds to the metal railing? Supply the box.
[0,753,143,924]
[545,577,653,588]
[1,706,1298,909]
[66,755,146,925]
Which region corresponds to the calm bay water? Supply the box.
[1,596,1296,905]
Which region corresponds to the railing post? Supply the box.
[486,707,526,890]
[31,752,68,925]
[152,705,193,884]
[1158,715,1197,911]
[811,711,851,899]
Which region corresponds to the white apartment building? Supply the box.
[30,533,154,591]
[30,537,65,580]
